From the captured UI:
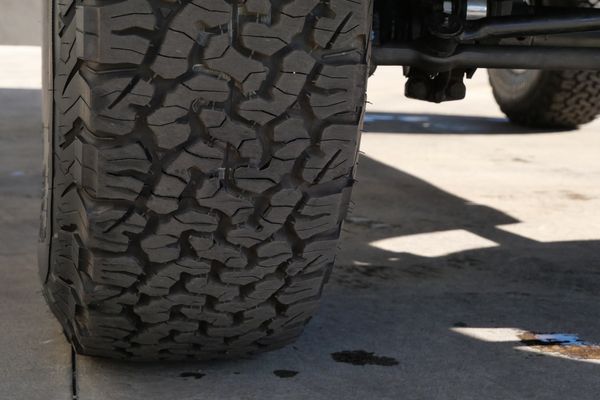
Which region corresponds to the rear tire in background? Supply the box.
[40,0,372,360]
[488,69,600,129]
[488,0,600,129]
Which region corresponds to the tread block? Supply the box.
[240,15,304,56]
[76,1,155,64]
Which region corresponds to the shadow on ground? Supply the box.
[0,89,71,400]
[364,112,565,134]
[75,154,600,399]
[1,90,599,400]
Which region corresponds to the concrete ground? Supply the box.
[2,38,600,400]
[0,0,42,46]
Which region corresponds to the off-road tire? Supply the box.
[488,69,600,129]
[488,0,600,129]
[40,0,372,360]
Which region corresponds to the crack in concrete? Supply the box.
[71,347,78,400]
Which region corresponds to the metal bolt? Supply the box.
[443,1,453,14]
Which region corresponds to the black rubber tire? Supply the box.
[488,0,600,129]
[488,69,600,129]
[40,0,372,361]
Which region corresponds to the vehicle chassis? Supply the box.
[371,0,600,103]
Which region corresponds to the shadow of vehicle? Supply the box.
[364,112,567,134]
[71,113,600,400]
[2,88,599,399]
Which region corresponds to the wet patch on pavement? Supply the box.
[273,370,299,378]
[519,332,600,361]
[344,216,393,230]
[446,255,484,270]
[180,372,206,380]
[561,191,594,201]
[334,262,440,289]
[331,350,399,366]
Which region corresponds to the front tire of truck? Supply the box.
[40,0,372,360]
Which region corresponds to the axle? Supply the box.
[372,0,600,102]
[373,45,600,71]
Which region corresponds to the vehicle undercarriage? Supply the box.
[372,0,600,103]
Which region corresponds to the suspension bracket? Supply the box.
[372,0,600,103]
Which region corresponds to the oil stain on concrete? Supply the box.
[273,370,299,378]
[180,372,206,380]
[331,350,399,367]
